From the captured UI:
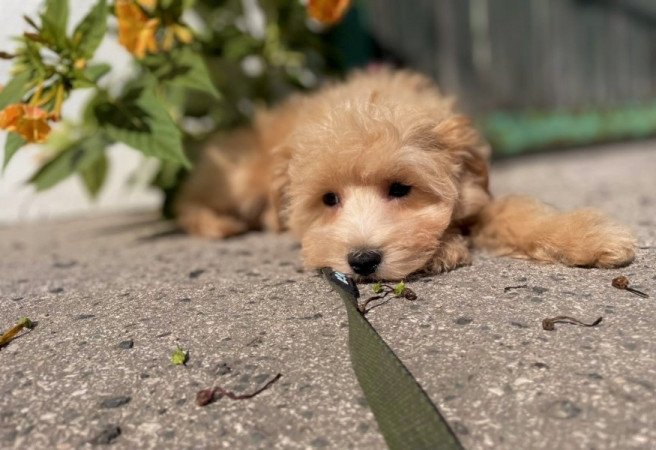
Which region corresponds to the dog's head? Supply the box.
[271,101,489,280]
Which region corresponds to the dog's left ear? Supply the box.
[434,115,491,224]
[264,144,293,231]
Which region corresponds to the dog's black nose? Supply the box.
[348,250,382,276]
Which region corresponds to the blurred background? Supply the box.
[1,0,655,224]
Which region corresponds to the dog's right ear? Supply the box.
[433,115,491,225]
[264,144,293,231]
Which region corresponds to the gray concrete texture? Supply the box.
[1,140,655,449]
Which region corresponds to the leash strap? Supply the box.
[321,268,463,450]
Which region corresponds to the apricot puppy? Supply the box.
[175,69,635,280]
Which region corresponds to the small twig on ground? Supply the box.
[0,317,35,348]
[360,296,394,314]
[359,294,386,313]
[503,285,529,292]
[611,276,648,298]
[358,281,417,314]
[196,373,282,407]
[542,316,603,331]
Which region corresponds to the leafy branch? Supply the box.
[0,0,351,199]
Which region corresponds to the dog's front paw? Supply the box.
[427,234,472,273]
[177,206,248,239]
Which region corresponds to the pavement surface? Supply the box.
[1,140,655,450]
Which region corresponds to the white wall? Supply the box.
[0,0,162,224]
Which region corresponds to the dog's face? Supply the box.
[273,104,489,280]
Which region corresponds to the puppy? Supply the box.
[175,69,635,280]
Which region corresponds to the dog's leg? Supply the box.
[177,204,248,239]
[428,232,472,273]
[473,196,635,268]
[174,125,276,238]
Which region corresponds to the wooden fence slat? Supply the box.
[364,0,656,113]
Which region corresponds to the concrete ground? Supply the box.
[1,140,655,449]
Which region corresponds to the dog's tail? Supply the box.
[472,195,635,268]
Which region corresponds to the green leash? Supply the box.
[321,268,463,450]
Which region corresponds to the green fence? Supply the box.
[362,0,656,154]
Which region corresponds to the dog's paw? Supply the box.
[178,207,248,239]
[568,222,635,268]
[427,234,472,273]
[538,210,636,268]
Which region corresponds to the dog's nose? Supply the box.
[348,249,382,276]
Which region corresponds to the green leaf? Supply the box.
[70,78,95,89]
[18,40,49,78]
[29,137,104,191]
[372,282,382,294]
[43,0,68,35]
[151,159,183,190]
[160,0,186,16]
[170,346,188,365]
[29,148,80,191]
[84,63,111,82]
[80,151,108,198]
[0,71,31,109]
[72,0,107,59]
[155,47,221,99]
[17,317,34,329]
[3,133,27,171]
[40,0,70,50]
[94,88,190,166]
[393,281,406,296]
[223,35,260,62]
[71,63,111,88]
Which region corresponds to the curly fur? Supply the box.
[174,69,635,280]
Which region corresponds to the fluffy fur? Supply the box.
[175,69,635,280]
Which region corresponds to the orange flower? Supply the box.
[0,104,52,143]
[162,24,193,51]
[308,0,352,25]
[115,0,160,59]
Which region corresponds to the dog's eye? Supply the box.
[388,182,412,198]
[322,192,340,207]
